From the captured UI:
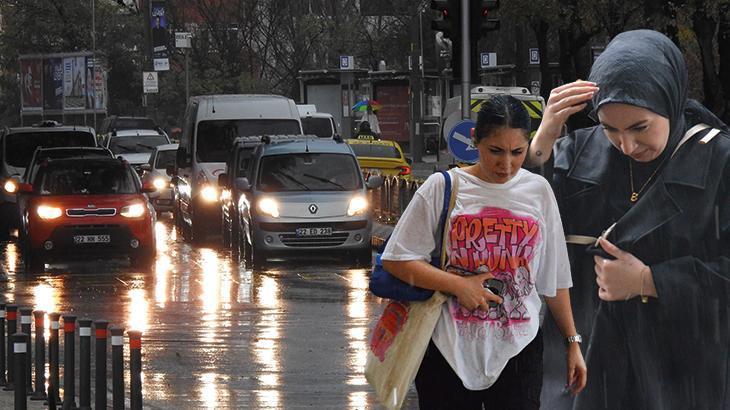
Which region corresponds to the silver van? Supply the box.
[232,136,382,267]
[174,94,303,241]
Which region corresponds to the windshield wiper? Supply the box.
[136,143,156,150]
[114,144,137,153]
[274,171,310,190]
[303,173,345,190]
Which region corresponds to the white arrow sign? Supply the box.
[452,131,477,151]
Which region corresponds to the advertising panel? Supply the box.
[86,57,107,111]
[20,59,43,111]
[63,56,86,110]
[43,58,63,110]
[151,1,169,62]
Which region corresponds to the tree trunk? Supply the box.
[719,2,730,124]
[693,7,725,119]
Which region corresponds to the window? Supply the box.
[195,119,301,163]
[108,135,169,154]
[5,131,96,168]
[155,150,176,169]
[348,143,401,159]
[257,153,362,192]
[302,117,334,138]
[36,161,137,195]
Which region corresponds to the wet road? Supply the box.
[0,216,419,409]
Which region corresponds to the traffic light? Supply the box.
[470,0,500,38]
[430,0,460,39]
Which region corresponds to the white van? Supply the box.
[174,94,303,241]
[297,104,338,138]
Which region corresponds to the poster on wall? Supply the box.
[86,57,107,111]
[43,58,63,110]
[20,59,43,111]
[63,56,86,110]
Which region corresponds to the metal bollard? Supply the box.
[12,332,28,410]
[30,310,46,401]
[4,304,17,390]
[48,312,61,408]
[110,327,124,410]
[0,303,6,386]
[94,320,109,410]
[62,314,77,410]
[128,330,142,410]
[78,318,92,410]
[18,307,32,394]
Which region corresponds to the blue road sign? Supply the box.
[447,119,478,163]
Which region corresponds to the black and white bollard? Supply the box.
[48,312,61,408]
[94,320,108,410]
[128,330,142,410]
[4,304,17,391]
[0,303,6,386]
[18,307,32,393]
[30,310,46,401]
[110,327,124,410]
[62,314,77,410]
[12,332,28,410]
[78,318,92,410]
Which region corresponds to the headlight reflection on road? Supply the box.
[33,283,58,339]
[254,274,281,409]
[346,268,370,388]
[154,255,171,308]
[199,372,229,410]
[128,287,149,333]
[155,221,170,253]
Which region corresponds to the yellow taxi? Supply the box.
[346,139,411,179]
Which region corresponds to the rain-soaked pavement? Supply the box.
[0,216,420,409]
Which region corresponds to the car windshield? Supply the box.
[301,117,333,138]
[348,143,401,159]
[109,135,168,154]
[196,119,301,163]
[112,118,156,130]
[35,160,138,195]
[155,150,176,169]
[258,153,362,192]
[4,131,96,168]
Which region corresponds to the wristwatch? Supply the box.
[566,334,583,345]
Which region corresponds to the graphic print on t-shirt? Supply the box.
[447,207,540,337]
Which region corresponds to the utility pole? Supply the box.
[410,10,423,162]
[91,0,96,129]
[460,0,470,120]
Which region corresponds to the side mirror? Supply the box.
[217,173,229,188]
[140,163,151,172]
[366,175,384,189]
[176,147,190,168]
[235,177,252,191]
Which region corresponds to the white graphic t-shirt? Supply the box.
[382,168,572,390]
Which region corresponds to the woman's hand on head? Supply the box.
[540,80,599,140]
[449,271,502,310]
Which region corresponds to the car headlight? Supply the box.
[4,180,17,193]
[121,203,146,218]
[37,205,62,220]
[200,184,218,202]
[153,178,167,190]
[347,196,368,216]
[257,197,280,218]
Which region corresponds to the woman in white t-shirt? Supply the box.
[381,95,587,408]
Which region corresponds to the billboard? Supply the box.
[151,0,169,70]
[43,58,63,110]
[87,58,107,111]
[63,56,86,110]
[20,59,43,111]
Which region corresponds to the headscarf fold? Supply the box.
[588,29,727,156]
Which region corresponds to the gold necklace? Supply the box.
[629,157,667,202]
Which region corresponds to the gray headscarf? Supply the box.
[588,29,727,155]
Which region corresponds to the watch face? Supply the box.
[568,335,583,344]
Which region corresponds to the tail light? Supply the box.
[398,166,411,176]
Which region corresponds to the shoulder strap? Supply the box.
[435,170,458,269]
[671,123,722,158]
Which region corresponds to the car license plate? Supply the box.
[296,227,332,237]
[73,235,111,244]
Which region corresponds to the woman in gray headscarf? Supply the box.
[528,29,729,409]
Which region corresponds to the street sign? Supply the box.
[340,55,354,70]
[175,32,192,48]
[529,48,540,64]
[143,71,158,94]
[480,52,497,69]
[447,119,478,163]
[154,58,169,71]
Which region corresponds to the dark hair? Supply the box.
[474,95,530,144]
[360,121,371,132]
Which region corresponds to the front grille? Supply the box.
[279,233,349,247]
[260,221,367,232]
[65,224,121,230]
[66,208,116,217]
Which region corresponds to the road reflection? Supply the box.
[254,272,282,408]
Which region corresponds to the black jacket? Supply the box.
[542,125,730,410]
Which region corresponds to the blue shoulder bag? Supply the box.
[369,170,454,301]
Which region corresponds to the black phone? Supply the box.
[484,278,504,307]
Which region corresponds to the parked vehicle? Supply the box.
[103,128,171,174]
[230,136,382,267]
[346,139,412,179]
[140,143,178,215]
[16,157,157,271]
[0,121,97,240]
[174,94,303,242]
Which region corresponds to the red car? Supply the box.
[17,157,157,271]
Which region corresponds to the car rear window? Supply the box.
[155,150,176,169]
[109,135,169,154]
[196,119,302,163]
[301,117,333,138]
[112,118,156,130]
[258,153,362,192]
[4,131,96,168]
[348,143,401,159]
[35,160,138,195]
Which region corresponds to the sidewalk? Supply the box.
[0,387,45,409]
